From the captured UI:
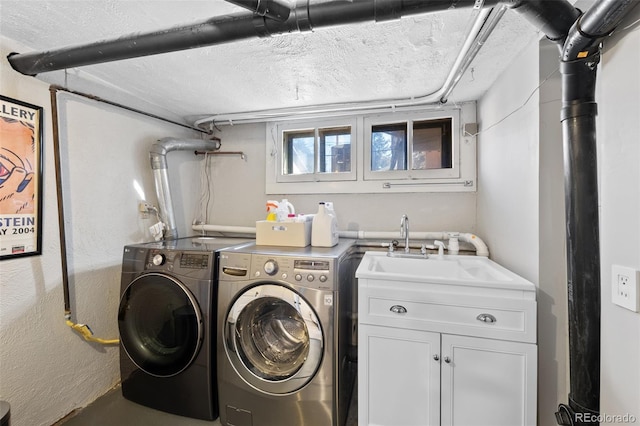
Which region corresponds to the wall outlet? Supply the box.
[611,265,639,312]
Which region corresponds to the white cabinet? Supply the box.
[440,334,537,426]
[359,325,441,426]
[356,253,538,426]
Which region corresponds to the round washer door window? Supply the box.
[118,273,203,377]
[225,284,323,395]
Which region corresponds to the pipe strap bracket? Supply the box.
[252,15,271,37]
[561,101,598,121]
[374,0,402,22]
[293,0,312,32]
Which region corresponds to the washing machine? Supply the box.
[118,236,253,420]
[217,240,358,426]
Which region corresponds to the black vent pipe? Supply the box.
[557,50,602,426]
[505,0,581,42]
[224,0,291,22]
[7,0,501,76]
[553,1,638,425]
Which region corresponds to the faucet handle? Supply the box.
[434,240,446,257]
[388,239,399,253]
[400,214,408,236]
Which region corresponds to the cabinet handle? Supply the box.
[444,356,451,364]
[390,305,407,314]
[476,313,497,324]
[433,354,440,361]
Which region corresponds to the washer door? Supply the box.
[225,284,323,394]
[118,273,203,377]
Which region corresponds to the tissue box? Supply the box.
[256,220,311,247]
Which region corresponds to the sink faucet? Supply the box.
[400,214,410,253]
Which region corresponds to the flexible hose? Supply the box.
[65,320,119,345]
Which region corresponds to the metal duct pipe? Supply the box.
[150,137,221,239]
[553,1,639,425]
[7,0,500,76]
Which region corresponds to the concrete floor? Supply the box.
[57,383,358,426]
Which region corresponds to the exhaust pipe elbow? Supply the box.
[149,137,221,240]
[150,137,220,169]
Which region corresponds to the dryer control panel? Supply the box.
[144,249,211,275]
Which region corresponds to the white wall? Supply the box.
[598,4,640,418]
[476,39,540,282]
[202,122,478,236]
[0,36,198,426]
[477,36,569,426]
[537,39,570,426]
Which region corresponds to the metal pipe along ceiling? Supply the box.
[225,0,292,21]
[195,5,499,126]
[7,0,501,76]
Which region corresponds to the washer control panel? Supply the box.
[250,255,335,290]
[263,259,279,275]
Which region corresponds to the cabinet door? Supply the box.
[440,334,537,426]
[358,325,440,426]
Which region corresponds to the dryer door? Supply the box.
[225,283,324,394]
[118,273,203,377]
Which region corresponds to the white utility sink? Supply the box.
[356,251,534,291]
[356,251,538,426]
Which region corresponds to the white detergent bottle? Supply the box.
[277,199,295,221]
[324,201,337,222]
[312,202,339,247]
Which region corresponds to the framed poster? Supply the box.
[0,95,43,259]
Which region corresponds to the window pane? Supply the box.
[283,131,314,175]
[371,123,407,171]
[319,127,351,173]
[412,118,452,170]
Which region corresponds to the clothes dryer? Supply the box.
[118,236,252,420]
[217,240,357,426]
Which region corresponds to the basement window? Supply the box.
[273,118,356,184]
[365,113,458,181]
[265,106,475,194]
[283,126,352,176]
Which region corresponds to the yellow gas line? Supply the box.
[65,320,119,345]
[51,86,120,347]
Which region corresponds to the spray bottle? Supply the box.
[266,200,279,221]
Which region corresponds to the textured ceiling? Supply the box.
[0,1,549,124]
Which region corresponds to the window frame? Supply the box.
[364,110,460,181]
[265,105,475,194]
[273,117,357,184]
